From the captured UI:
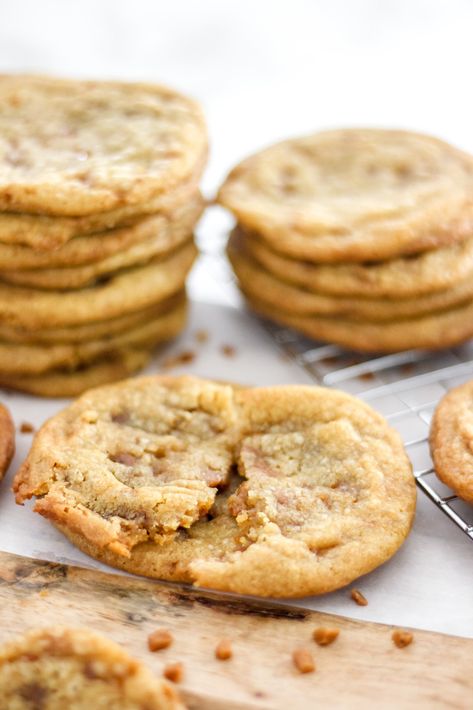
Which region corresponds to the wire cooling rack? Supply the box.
[260,319,473,541]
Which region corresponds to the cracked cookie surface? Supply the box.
[0,627,183,709]
[15,376,415,596]
[430,379,473,503]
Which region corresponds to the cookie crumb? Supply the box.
[359,372,375,382]
[148,629,173,652]
[221,344,236,357]
[163,662,183,683]
[312,627,339,646]
[392,630,413,648]
[351,589,368,606]
[215,639,232,660]
[161,350,195,370]
[292,648,315,674]
[38,589,49,598]
[195,329,209,344]
[20,421,34,434]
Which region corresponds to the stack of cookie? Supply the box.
[0,75,207,396]
[219,129,473,353]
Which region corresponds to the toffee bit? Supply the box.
[292,648,315,674]
[312,627,340,646]
[215,639,232,660]
[163,662,183,683]
[20,421,34,434]
[392,629,414,648]
[148,629,173,652]
[221,344,236,357]
[195,329,209,344]
[351,589,368,606]
[161,350,195,370]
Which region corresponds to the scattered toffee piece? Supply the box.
[195,329,209,344]
[351,589,368,606]
[161,350,195,370]
[20,421,35,434]
[215,639,232,660]
[358,372,375,382]
[221,344,236,357]
[163,662,183,683]
[292,648,315,674]
[312,627,340,646]
[148,629,173,652]
[392,630,414,648]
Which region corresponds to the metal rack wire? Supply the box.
[261,319,473,541]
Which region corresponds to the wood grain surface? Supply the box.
[0,549,471,709]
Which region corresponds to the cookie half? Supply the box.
[15,376,416,597]
[0,627,183,709]
[218,128,473,262]
[430,380,473,503]
[0,403,14,482]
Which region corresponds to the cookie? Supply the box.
[245,292,473,352]
[228,231,473,321]
[0,176,202,251]
[15,376,415,597]
[1,236,195,291]
[218,129,473,263]
[0,240,196,328]
[430,380,473,502]
[241,227,473,299]
[0,292,185,344]
[0,195,201,271]
[0,350,151,398]
[0,301,186,375]
[0,627,183,709]
[0,75,207,216]
[0,402,14,482]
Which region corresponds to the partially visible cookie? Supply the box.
[246,292,473,353]
[0,627,184,709]
[228,231,473,321]
[430,380,473,502]
[240,227,473,299]
[0,402,14,482]
[218,129,473,263]
[0,175,202,251]
[15,376,415,597]
[0,241,196,329]
[0,350,151,398]
[0,195,203,270]
[0,292,184,344]
[0,301,186,375]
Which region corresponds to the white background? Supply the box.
[0,0,473,636]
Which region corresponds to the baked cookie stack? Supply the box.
[219,129,473,353]
[0,75,207,396]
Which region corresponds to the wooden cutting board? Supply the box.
[0,549,471,709]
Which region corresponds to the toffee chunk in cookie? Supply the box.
[0,627,183,709]
[430,379,473,502]
[15,376,416,597]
